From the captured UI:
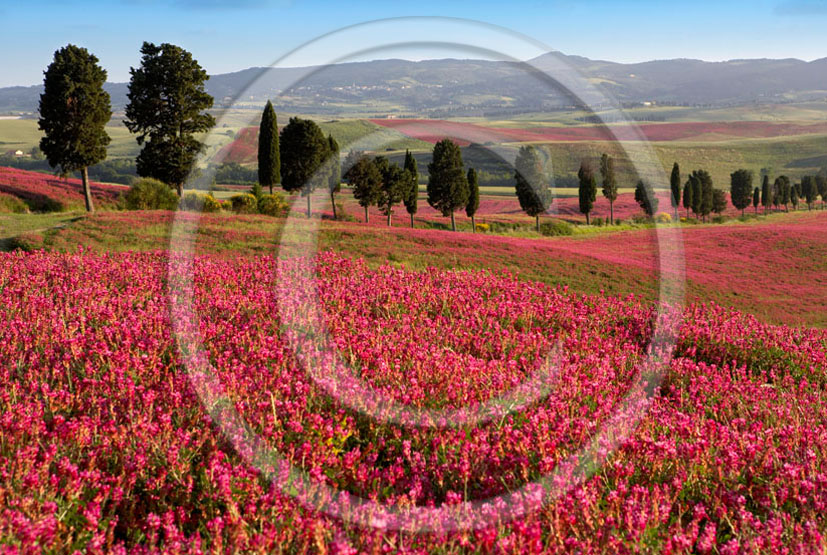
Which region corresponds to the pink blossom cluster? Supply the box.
[0,249,825,552]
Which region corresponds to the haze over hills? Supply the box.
[2,53,826,116]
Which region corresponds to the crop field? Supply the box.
[1,238,826,552]
[371,118,827,144]
[1,101,827,551]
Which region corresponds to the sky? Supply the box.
[2,0,827,87]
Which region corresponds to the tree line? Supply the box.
[35,43,827,222]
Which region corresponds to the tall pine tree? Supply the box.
[427,139,468,232]
[761,174,771,213]
[683,177,694,219]
[514,145,553,232]
[729,169,753,217]
[600,153,618,224]
[125,42,215,196]
[38,44,111,212]
[578,160,597,225]
[279,117,328,218]
[344,154,381,223]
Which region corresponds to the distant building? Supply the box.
[14,150,24,157]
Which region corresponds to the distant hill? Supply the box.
[2,53,826,116]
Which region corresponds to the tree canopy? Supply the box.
[730,169,753,215]
[577,160,597,224]
[38,44,112,212]
[515,145,553,231]
[125,42,215,195]
[427,139,469,231]
[257,100,280,194]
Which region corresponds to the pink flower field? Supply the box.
[1,248,826,552]
[0,167,125,211]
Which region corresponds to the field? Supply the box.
[1,227,826,551]
[371,118,827,145]
[2,103,827,552]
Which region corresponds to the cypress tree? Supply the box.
[699,170,714,222]
[279,116,328,218]
[344,154,381,223]
[669,162,681,221]
[427,139,469,232]
[326,134,340,219]
[600,153,618,224]
[466,167,480,232]
[125,42,215,196]
[514,145,553,232]
[711,188,727,215]
[776,176,790,212]
[634,180,659,217]
[682,177,694,219]
[38,44,112,212]
[753,187,760,213]
[374,156,409,226]
[729,169,753,216]
[816,175,827,209]
[691,173,703,218]
[790,183,799,210]
[257,100,280,194]
[578,160,597,225]
[802,175,817,210]
[403,149,418,227]
[761,175,771,213]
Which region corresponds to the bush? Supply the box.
[180,191,221,213]
[539,219,574,237]
[592,217,605,227]
[123,178,178,211]
[8,232,44,252]
[229,193,258,214]
[257,193,288,216]
[475,222,490,233]
[656,212,672,223]
[0,193,28,214]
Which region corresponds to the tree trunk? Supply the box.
[176,182,183,197]
[306,195,311,218]
[410,213,414,228]
[81,167,94,213]
[586,212,590,225]
[387,208,392,226]
[450,211,456,232]
[364,205,369,223]
[331,192,337,220]
[611,201,615,225]
[269,184,273,195]
[535,215,540,233]
[471,215,476,232]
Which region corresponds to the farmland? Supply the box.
[2,102,827,552]
[1,244,825,552]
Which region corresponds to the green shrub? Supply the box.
[123,178,178,211]
[229,193,258,214]
[8,232,44,252]
[180,191,221,213]
[539,219,574,237]
[257,193,288,216]
[0,193,28,214]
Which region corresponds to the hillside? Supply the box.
[2,53,827,116]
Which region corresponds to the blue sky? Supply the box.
[2,0,826,87]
